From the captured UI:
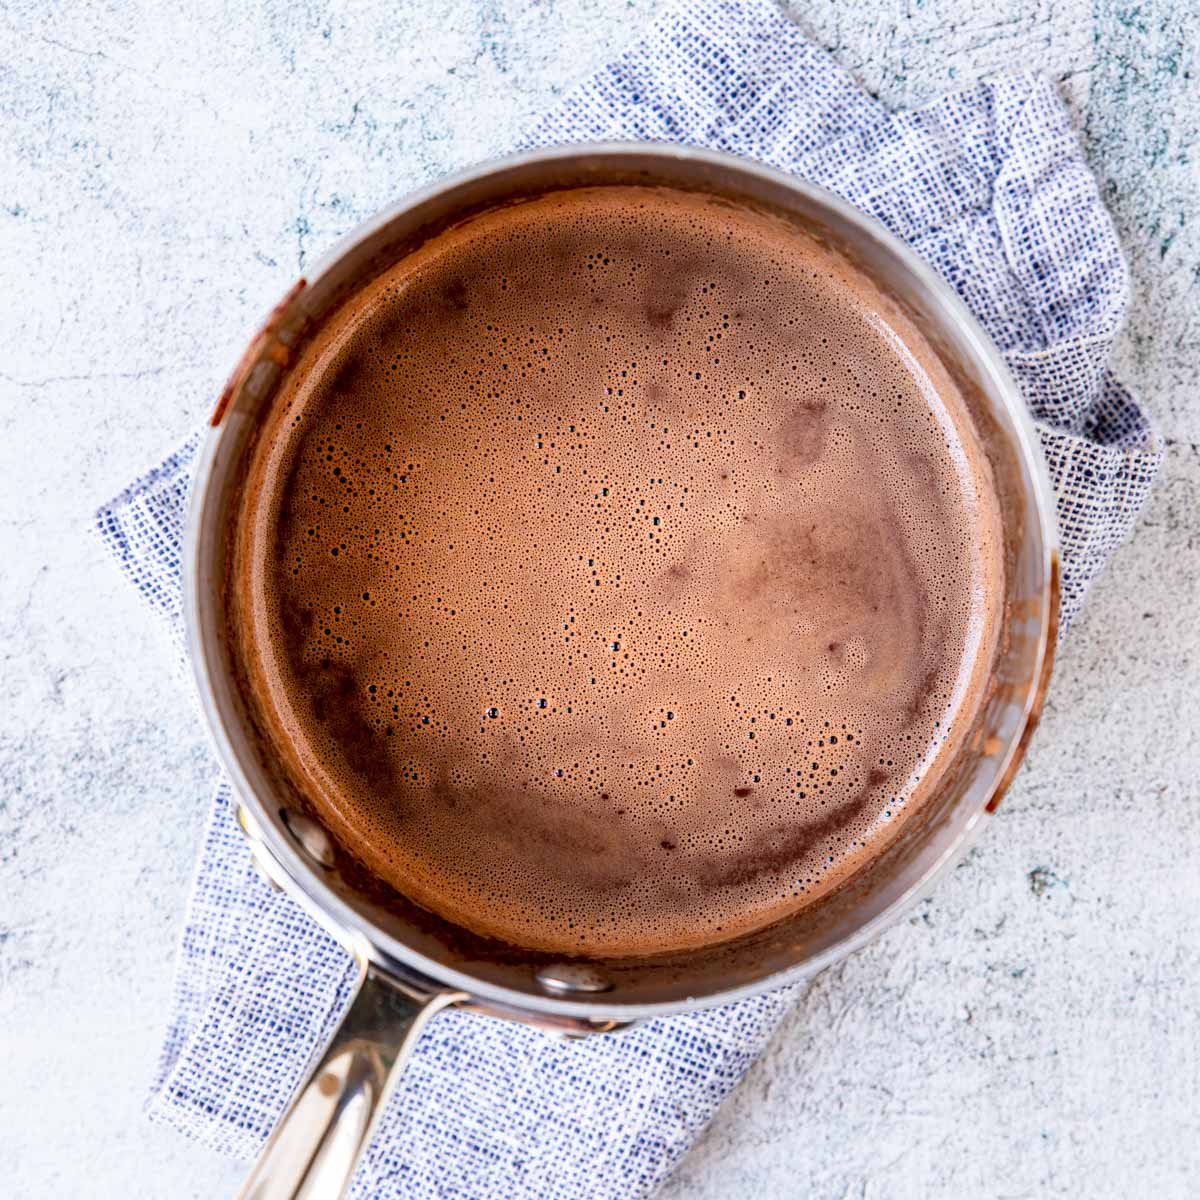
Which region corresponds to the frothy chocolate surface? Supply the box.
[233,186,1003,956]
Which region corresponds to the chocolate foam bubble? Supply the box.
[232,185,1004,956]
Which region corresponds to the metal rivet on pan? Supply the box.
[535,963,614,994]
[280,809,336,868]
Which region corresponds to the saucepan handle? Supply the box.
[239,960,465,1199]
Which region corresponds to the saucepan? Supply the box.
[183,143,1059,1200]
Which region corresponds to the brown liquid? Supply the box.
[233,186,1004,957]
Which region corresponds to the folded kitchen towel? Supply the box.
[97,1,1161,1196]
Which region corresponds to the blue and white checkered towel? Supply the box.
[97,1,1161,1196]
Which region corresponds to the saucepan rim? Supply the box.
[183,140,1058,1023]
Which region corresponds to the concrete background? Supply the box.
[1,1,1197,1196]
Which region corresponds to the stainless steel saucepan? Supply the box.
[183,144,1059,1200]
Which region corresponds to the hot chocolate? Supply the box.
[231,185,1004,957]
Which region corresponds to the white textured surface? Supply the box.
[0,2,1196,1198]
